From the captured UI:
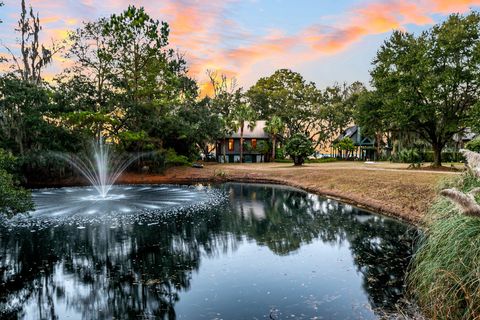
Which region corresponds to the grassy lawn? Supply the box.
[119,161,459,224]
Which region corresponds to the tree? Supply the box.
[173,98,223,159]
[57,6,198,160]
[355,90,388,158]
[335,137,356,159]
[207,70,242,162]
[0,75,75,156]
[371,12,480,166]
[56,17,119,141]
[231,103,257,163]
[4,0,59,84]
[247,69,326,147]
[285,133,314,166]
[256,140,270,162]
[322,82,366,146]
[264,115,284,160]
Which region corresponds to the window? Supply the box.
[228,139,234,151]
[251,139,257,149]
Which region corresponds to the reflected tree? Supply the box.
[0,184,416,318]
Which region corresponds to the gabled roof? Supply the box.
[334,125,374,146]
[335,125,358,142]
[228,120,269,139]
[453,128,478,142]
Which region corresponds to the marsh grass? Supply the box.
[407,172,480,319]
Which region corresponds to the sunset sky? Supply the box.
[1,0,480,95]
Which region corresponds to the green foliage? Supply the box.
[174,99,224,159]
[264,116,284,137]
[58,5,199,159]
[390,149,464,164]
[370,12,480,166]
[333,137,356,159]
[391,149,422,164]
[335,137,355,152]
[408,171,480,319]
[256,140,270,155]
[265,115,283,159]
[0,149,33,217]
[466,138,480,153]
[230,103,257,162]
[247,69,322,144]
[164,149,191,167]
[422,151,464,163]
[0,76,78,155]
[322,81,366,144]
[355,90,386,138]
[248,70,365,149]
[285,133,314,166]
[275,146,286,160]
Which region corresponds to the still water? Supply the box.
[0,183,417,319]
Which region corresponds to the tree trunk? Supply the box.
[432,143,443,167]
[293,156,304,166]
[376,132,382,161]
[271,137,276,160]
[240,126,244,163]
[222,137,226,163]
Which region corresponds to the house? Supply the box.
[216,120,270,163]
[453,128,478,150]
[332,125,379,160]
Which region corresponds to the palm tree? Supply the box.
[231,103,257,163]
[265,116,284,160]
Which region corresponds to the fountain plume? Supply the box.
[58,139,140,198]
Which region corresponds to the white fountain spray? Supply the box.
[60,139,139,199]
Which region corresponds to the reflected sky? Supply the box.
[0,183,417,319]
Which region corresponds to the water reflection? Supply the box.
[0,183,417,319]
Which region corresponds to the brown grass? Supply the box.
[117,161,457,225]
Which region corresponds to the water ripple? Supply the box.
[1,184,227,229]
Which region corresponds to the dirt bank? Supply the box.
[114,162,456,225]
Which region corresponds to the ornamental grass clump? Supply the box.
[408,149,480,319]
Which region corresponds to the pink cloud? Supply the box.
[3,0,480,94]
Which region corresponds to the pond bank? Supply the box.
[114,162,454,226]
[29,162,454,226]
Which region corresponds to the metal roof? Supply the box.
[228,120,269,139]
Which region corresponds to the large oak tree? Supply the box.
[371,12,480,166]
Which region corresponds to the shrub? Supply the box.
[422,151,464,163]
[391,149,422,164]
[391,149,464,164]
[165,149,191,167]
[285,134,314,166]
[275,146,286,160]
[136,151,166,173]
[466,138,480,153]
[0,149,34,217]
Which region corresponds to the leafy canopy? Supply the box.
[370,12,480,166]
[285,133,314,166]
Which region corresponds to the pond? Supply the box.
[0,183,417,320]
